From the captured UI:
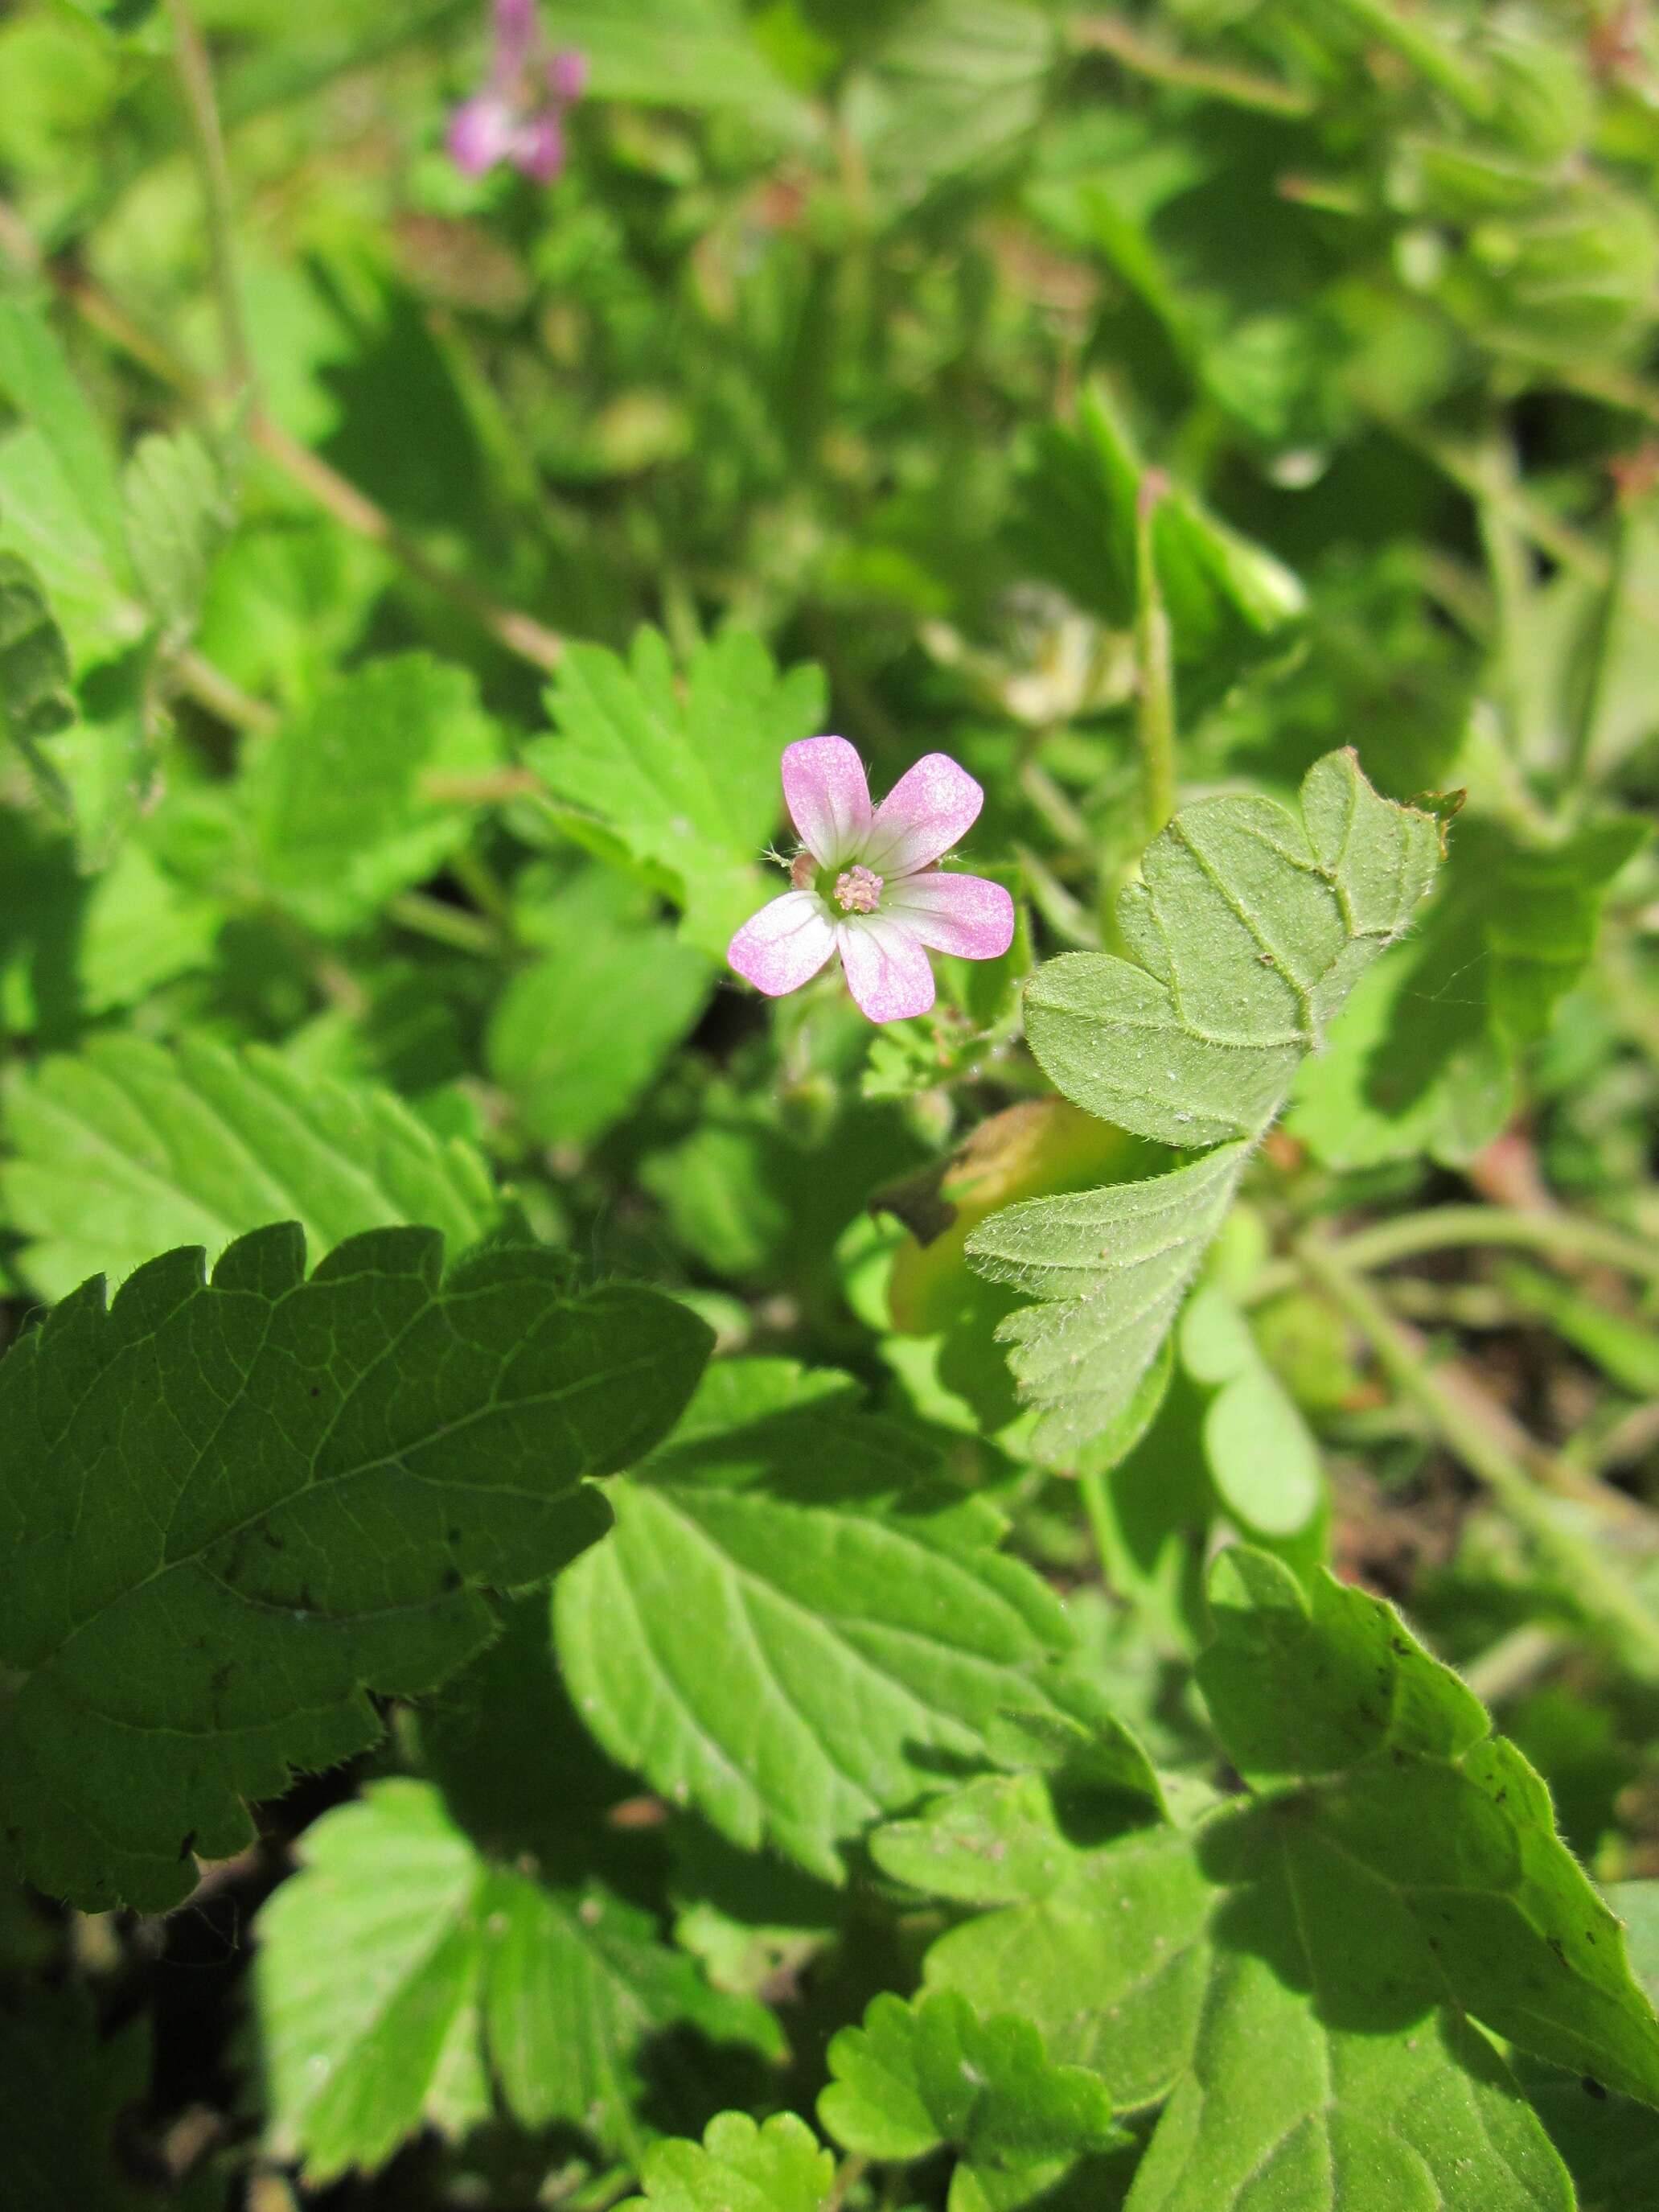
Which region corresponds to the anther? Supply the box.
[833,865,883,914]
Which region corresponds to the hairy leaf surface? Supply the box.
[1198,1549,1659,2105]
[875,1778,1213,2109]
[0,1226,709,1908]
[967,750,1439,1458]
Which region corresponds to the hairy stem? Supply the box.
[1298,1233,1659,1681]
[166,0,255,403]
[1071,14,1313,115]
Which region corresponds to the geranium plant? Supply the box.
[1,3,1657,2209]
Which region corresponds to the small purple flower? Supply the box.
[729,738,1016,1024]
[448,0,585,184]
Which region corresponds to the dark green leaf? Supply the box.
[1,1226,709,1908]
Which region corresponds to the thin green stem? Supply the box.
[387,891,501,958]
[447,845,520,946]
[1327,0,1493,117]
[1070,14,1314,116]
[1562,494,1630,797]
[827,2153,869,2212]
[1460,1623,1564,1708]
[174,648,278,734]
[1299,1234,1659,1682]
[1369,404,1659,635]
[1134,475,1176,841]
[166,0,255,404]
[1475,450,1532,756]
[1078,1465,1125,1593]
[1330,1204,1659,1287]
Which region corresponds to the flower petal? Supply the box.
[448,97,512,175]
[547,47,589,102]
[782,737,873,868]
[491,0,539,80]
[728,891,836,997]
[883,871,1015,960]
[837,917,935,1023]
[510,112,565,182]
[863,752,983,875]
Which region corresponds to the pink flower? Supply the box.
[448,0,585,183]
[729,738,1016,1024]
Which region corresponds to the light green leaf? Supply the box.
[545,0,817,136]
[1180,1285,1324,1540]
[554,1357,1077,1881]
[1198,1548,1659,2106]
[0,298,132,586]
[37,644,161,864]
[1020,751,1440,1148]
[1482,816,1647,1046]
[1124,1943,1573,2212]
[257,1778,492,2175]
[0,1033,502,1302]
[967,1145,1246,1463]
[0,818,217,1038]
[616,2111,836,2212]
[860,2,1058,202]
[487,873,714,1147]
[967,750,1441,1461]
[0,1225,710,1908]
[821,1989,1124,2174]
[0,424,143,664]
[256,1778,776,2181]
[881,1543,1659,2181]
[245,653,502,936]
[122,427,224,634]
[1514,1880,1659,2204]
[528,627,826,959]
[874,1779,1213,2110]
[1517,2057,1659,2212]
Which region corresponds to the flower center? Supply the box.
[832,864,884,915]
